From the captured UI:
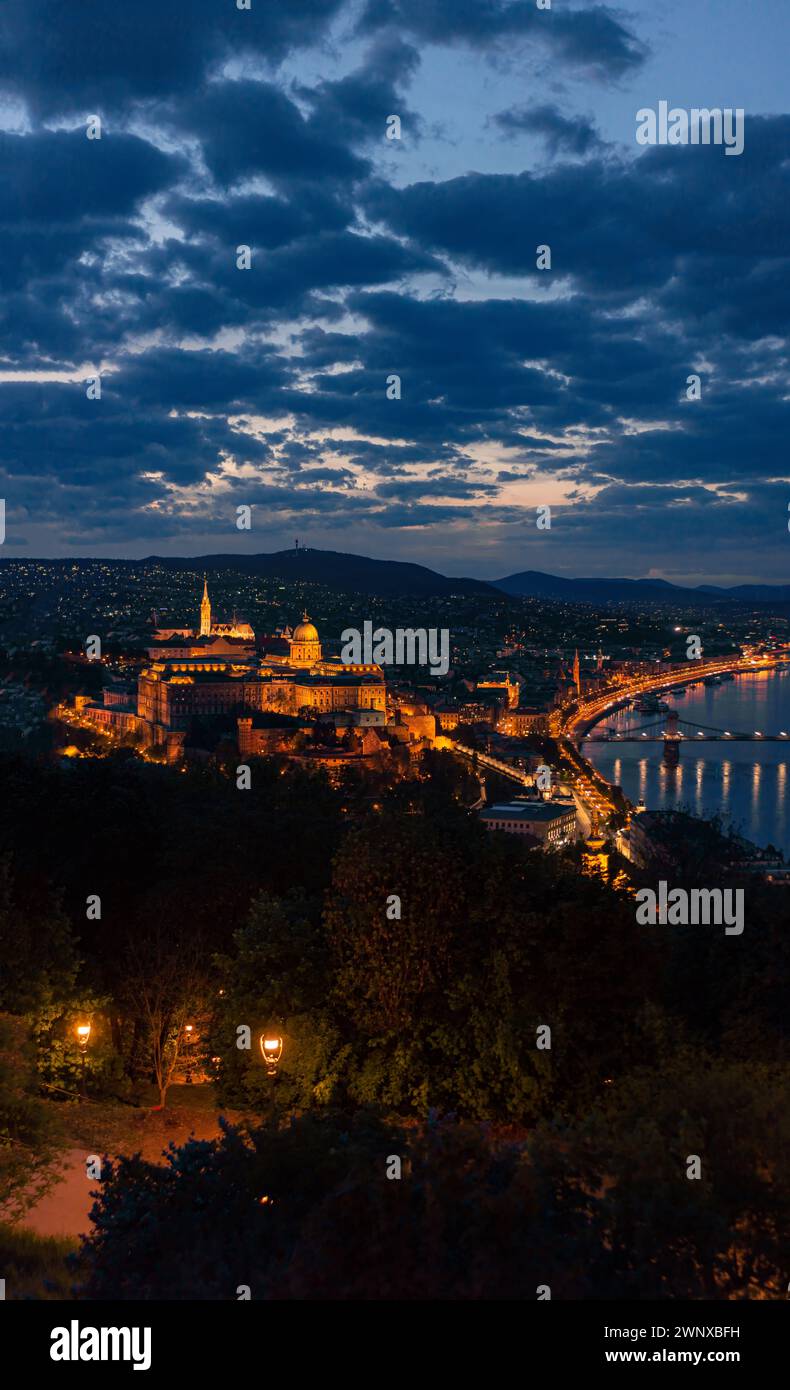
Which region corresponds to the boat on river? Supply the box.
[635,694,671,713]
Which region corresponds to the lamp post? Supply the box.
[76,1022,91,1100]
[184,1023,195,1084]
[259,1033,283,1123]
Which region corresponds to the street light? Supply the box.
[76,1022,91,1100]
[259,1033,283,1076]
[184,1023,195,1084]
[260,1033,283,1125]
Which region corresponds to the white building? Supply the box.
[478,800,577,847]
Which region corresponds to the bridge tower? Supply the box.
[663,708,680,767]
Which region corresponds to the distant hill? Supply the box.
[494,570,790,605]
[143,548,497,599]
[4,548,789,606]
[696,582,790,601]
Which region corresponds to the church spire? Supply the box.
[573,648,581,694]
[200,573,211,637]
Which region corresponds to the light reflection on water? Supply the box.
[585,668,790,854]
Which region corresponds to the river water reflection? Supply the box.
[584,667,790,855]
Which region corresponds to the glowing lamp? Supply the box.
[76,1023,91,1046]
[260,1033,283,1074]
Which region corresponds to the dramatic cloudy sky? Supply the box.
[1,0,788,581]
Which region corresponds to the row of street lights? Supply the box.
[72,1021,284,1099]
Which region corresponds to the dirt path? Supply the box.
[20,1093,249,1238]
[23,1149,96,1238]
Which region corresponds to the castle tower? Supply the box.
[200,575,211,637]
[573,649,581,694]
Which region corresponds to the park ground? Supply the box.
[1,1082,248,1299]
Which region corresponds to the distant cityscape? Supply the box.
[3,0,788,1337]
[1,551,788,870]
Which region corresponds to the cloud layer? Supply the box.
[0,0,786,581]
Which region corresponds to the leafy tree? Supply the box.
[123,922,210,1108]
[212,809,661,1121]
[75,1110,399,1300]
[75,1060,789,1299]
[0,857,79,1016]
[632,813,790,1062]
[529,1054,790,1299]
[0,1015,63,1221]
[32,992,124,1101]
[0,859,107,1095]
[325,814,465,1035]
[632,808,746,885]
[211,893,340,1112]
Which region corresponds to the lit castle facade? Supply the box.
[151,575,256,656]
[80,579,388,755]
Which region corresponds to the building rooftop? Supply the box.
[149,667,251,684]
[148,634,253,650]
[480,801,575,823]
[294,673,385,688]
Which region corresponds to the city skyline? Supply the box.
[0,0,788,583]
[2,1,789,1343]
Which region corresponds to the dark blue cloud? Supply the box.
[0,0,787,580]
[296,34,423,149]
[374,477,499,500]
[356,0,647,80]
[164,189,350,250]
[119,229,443,342]
[494,103,604,157]
[183,81,369,189]
[0,0,346,115]
[0,129,182,222]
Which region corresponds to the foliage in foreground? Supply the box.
[75,1057,789,1301]
[211,809,658,1120]
[0,1223,77,1300]
[0,1015,64,1221]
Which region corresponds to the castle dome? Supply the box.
[293,613,319,643]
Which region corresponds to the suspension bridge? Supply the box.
[583,710,790,744]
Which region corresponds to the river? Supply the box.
[584,667,790,855]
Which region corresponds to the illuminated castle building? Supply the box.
[283,614,322,667]
[148,576,256,658]
[476,670,520,709]
[199,575,211,636]
[75,581,388,754]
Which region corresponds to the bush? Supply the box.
[75,1060,789,1300]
